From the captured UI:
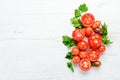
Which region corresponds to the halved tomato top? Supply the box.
[87,49,100,62]
[81,13,95,28]
[72,29,85,42]
[79,58,91,71]
[88,33,102,49]
[77,40,88,51]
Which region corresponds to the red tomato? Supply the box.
[98,45,106,53]
[85,27,94,36]
[72,56,80,64]
[79,51,87,59]
[72,29,85,42]
[90,38,102,49]
[92,21,101,29]
[72,46,80,56]
[81,13,95,28]
[88,33,102,49]
[77,40,88,51]
[79,58,91,71]
[87,49,100,62]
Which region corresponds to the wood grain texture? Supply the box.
[0,0,120,80]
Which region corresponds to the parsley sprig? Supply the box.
[71,3,88,29]
[67,61,74,72]
[65,52,74,72]
[62,36,77,48]
[62,36,75,72]
[102,23,113,44]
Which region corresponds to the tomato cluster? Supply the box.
[71,13,106,71]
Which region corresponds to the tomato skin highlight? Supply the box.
[98,45,106,53]
[88,33,102,49]
[72,29,85,42]
[85,27,94,37]
[79,51,87,59]
[88,33,102,40]
[72,46,80,56]
[87,49,100,62]
[72,56,81,64]
[81,13,95,28]
[77,40,88,51]
[92,21,101,29]
[79,58,91,71]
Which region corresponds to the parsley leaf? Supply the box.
[75,9,81,17]
[65,52,73,60]
[102,35,113,44]
[71,17,82,28]
[102,23,108,35]
[62,36,77,48]
[67,61,74,72]
[79,3,88,12]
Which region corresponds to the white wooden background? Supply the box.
[0,0,120,80]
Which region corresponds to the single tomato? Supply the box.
[72,46,80,56]
[87,49,100,62]
[72,29,85,42]
[88,33,102,49]
[77,40,88,51]
[94,27,103,35]
[91,61,101,67]
[98,45,106,53]
[85,27,94,36]
[79,51,87,59]
[92,21,101,29]
[79,58,91,71]
[72,56,81,64]
[90,38,102,49]
[81,13,95,28]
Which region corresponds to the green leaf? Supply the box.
[79,3,88,12]
[75,9,81,17]
[102,23,108,35]
[67,61,74,72]
[102,35,113,44]
[62,36,77,48]
[74,23,80,27]
[71,17,79,24]
[71,17,83,28]
[65,52,73,60]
